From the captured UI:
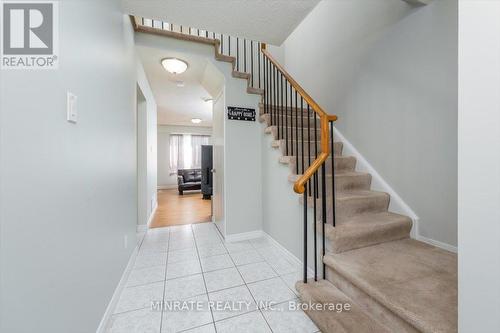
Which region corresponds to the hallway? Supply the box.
[151,190,212,228]
[107,223,319,332]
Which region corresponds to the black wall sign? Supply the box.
[227,107,256,121]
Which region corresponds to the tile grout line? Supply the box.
[190,224,218,333]
[213,231,275,333]
[248,238,303,300]
[137,224,305,331]
[159,227,172,332]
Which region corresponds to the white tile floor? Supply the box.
[106,223,320,333]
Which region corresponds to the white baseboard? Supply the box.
[137,224,148,233]
[96,233,145,333]
[225,230,264,243]
[333,127,420,238]
[417,234,458,253]
[263,232,315,278]
[158,184,177,190]
[148,201,158,227]
[136,201,158,233]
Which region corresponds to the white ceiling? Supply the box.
[137,45,221,127]
[122,0,321,45]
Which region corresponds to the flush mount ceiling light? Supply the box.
[191,118,202,124]
[161,58,188,74]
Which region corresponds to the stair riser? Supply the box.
[279,141,343,157]
[287,156,356,175]
[311,194,390,225]
[295,174,372,193]
[324,267,420,333]
[260,107,311,117]
[302,193,390,225]
[335,195,390,224]
[261,114,321,128]
[320,221,412,254]
[268,126,326,141]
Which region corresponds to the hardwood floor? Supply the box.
[150,189,212,228]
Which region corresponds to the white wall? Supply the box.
[136,62,158,226]
[157,125,212,188]
[261,125,318,267]
[212,92,226,234]
[0,1,138,332]
[280,0,458,247]
[458,1,500,331]
[135,33,262,238]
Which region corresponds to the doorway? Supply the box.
[153,130,214,227]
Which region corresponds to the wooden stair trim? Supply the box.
[131,16,262,96]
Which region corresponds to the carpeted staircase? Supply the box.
[132,19,457,332]
[259,106,457,333]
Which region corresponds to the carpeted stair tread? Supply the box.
[280,155,357,174]
[323,239,457,333]
[322,212,412,253]
[300,190,390,225]
[296,279,391,333]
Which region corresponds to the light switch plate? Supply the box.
[67,92,78,123]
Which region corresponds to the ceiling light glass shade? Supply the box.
[161,58,188,74]
[191,118,202,124]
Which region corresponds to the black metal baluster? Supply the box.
[290,84,294,160]
[221,34,224,54]
[180,25,183,33]
[272,64,276,127]
[258,43,261,89]
[314,177,317,281]
[279,72,283,141]
[244,39,247,72]
[263,55,267,116]
[331,121,336,228]
[197,28,200,36]
[273,65,280,130]
[321,163,327,267]
[276,70,283,140]
[285,79,288,156]
[295,88,299,174]
[189,27,191,34]
[300,94,304,174]
[206,30,208,38]
[229,36,231,56]
[251,41,254,87]
[236,38,239,71]
[271,60,274,125]
[303,185,308,283]
[314,114,318,198]
[267,59,274,126]
[308,105,311,195]
[313,167,318,280]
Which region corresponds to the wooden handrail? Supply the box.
[260,46,337,194]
